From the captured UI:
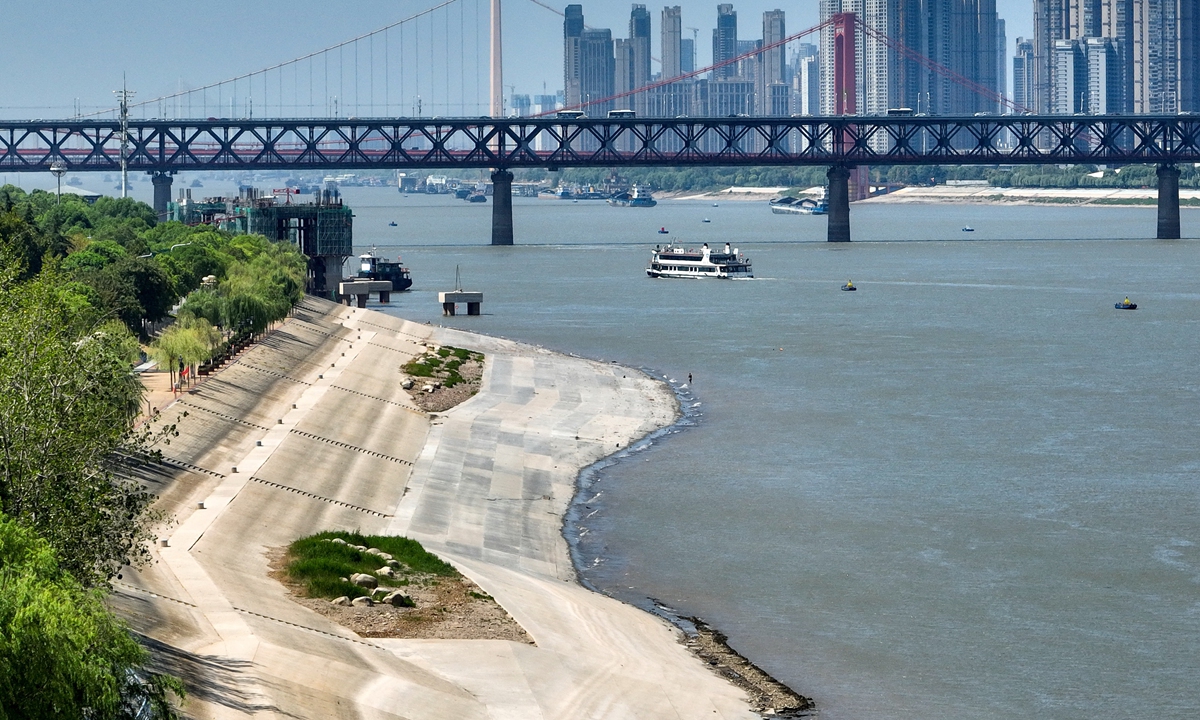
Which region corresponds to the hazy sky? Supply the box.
[0,0,1032,119]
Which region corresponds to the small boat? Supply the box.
[842,281,857,291]
[712,203,719,207]
[658,227,669,234]
[467,193,487,203]
[388,221,398,227]
[702,218,711,223]
[1115,298,1137,310]
[962,226,975,232]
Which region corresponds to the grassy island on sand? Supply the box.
[284,531,458,602]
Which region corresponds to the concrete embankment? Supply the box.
[115,296,763,719]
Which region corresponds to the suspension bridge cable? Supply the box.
[81,0,463,118]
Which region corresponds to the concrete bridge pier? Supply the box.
[1157,164,1181,240]
[491,169,514,245]
[827,165,852,242]
[151,171,174,221]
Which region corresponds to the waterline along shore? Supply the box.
[115,295,790,719]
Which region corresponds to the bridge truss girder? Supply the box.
[2,115,1200,173]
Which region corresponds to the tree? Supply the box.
[0,512,184,719]
[0,276,165,587]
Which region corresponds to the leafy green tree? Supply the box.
[0,275,165,586]
[0,512,184,719]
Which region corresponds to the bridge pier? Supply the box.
[151,171,174,221]
[1157,164,1181,240]
[827,166,852,242]
[491,169,514,245]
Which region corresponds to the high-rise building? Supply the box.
[998,18,1008,110]
[1087,36,1127,113]
[629,4,653,112]
[564,5,585,108]
[1034,0,1070,113]
[793,43,819,116]
[680,38,695,73]
[615,38,634,103]
[1013,37,1036,111]
[760,10,788,115]
[580,28,615,115]
[1052,38,1087,112]
[1037,1,1148,114]
[662,6,683,80]
[713,4,738,79]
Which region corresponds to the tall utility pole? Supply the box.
[113,78,135,199]
[490,0,504,116]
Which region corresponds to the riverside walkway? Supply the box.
[114,296,756,719]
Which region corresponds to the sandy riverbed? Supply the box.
[113,296,795,719]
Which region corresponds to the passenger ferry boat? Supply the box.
[357,249,413,291]
[646,243,753,279]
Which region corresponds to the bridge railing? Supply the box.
[2,115,1199,172]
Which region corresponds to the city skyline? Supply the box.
[0,0,1032,119]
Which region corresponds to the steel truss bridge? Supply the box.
[3,115,1200,171]
[1,114,1194,241]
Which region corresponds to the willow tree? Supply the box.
[0,513,184,718]
[0,275,166,586]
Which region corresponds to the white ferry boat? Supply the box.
[646,243,753,279]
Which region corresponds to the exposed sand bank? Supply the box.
[115,296,798,719]
[860,185,1200,206]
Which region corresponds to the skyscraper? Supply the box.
[564,4,585,107]
[760,10,788,115]
[998,18,1008,110]
[1034,0,1069,113]
[1013,37,1036,111]
[680,38,695,73]
[662,6,683,81]
[580,28,615,115]
[629,4,653,105]
[713,4,738,79]
[1052,38,1087,112]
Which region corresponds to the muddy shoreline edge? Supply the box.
[560,362,816,718]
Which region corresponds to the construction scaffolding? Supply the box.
[169,187,353,295]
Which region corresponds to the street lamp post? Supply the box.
[50,161,67,204]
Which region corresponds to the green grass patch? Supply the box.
[452,347,471,360]
[285,530,459,600]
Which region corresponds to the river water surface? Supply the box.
[346,189,1198,719]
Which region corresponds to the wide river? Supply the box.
[118,177,1200,719]
[336,188,1200,720]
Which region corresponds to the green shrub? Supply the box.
[285,531,459,600]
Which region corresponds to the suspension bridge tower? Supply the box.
[489,0,515,246]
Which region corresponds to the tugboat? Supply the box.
[357,249,413,292]
[1115,296,1137,310]
[962,226,975,232]
[842,280,857,291]
[647,242,753,279]
[388,221,398,227]
[608,185,658,207]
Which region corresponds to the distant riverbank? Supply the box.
[860,185,1200,206]
[663,184,1200,207]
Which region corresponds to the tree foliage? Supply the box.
[0,275,164,587]
[0,513,184,719]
